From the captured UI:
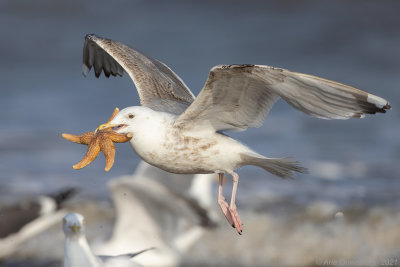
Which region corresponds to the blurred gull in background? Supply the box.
[63,212,149,267]
[95,161,219,267]
[0,188,76,260]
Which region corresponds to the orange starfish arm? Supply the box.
[62,132,94,145]
[99,138,115,172]
[73,138,101,170]
[107,107,120,123]
[107,132,133,143]
[63,107,132,172]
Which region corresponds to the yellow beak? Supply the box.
[94,123,120,133]
[68,223,80,233]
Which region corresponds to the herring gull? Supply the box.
[82,34,391,234]
[62,212,150,267]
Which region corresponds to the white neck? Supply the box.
[129,110,174,158]
[63,236,102,267]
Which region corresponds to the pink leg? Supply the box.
[217,172,243,235]
[228,171,243,234]
[217,173,234,227]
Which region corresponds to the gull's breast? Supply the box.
[139,130,244,174]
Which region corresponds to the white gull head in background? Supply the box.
[63,212,101,267]
[63,212,146,267]
[82,34,391,234]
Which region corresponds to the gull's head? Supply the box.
[109,106,155,135]
[63,212,86,237]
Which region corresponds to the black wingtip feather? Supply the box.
[48,187,78,208]
[83,33,125,79]
[354,97,391,117]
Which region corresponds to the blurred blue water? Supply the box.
[0,0,399,208]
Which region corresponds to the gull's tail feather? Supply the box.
[240,153,308,178]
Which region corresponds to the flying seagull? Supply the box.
[62,212,151,267]
[82,34,390,234]
[95,161,219,266]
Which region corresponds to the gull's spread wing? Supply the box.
[83,34,195,114]
[174,64,390,132]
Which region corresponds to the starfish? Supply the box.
[62,108,132,172]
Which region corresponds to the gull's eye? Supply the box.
[128,114,134,119]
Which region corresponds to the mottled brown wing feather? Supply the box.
[83,34,195,114]
[174,64,390,132]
